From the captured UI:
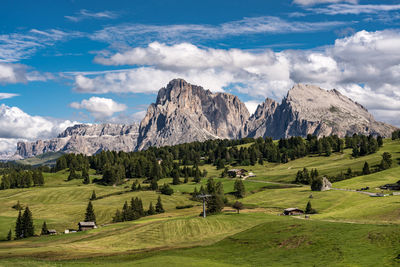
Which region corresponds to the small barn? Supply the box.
[48,229,57,235]
[228,169,248,178]
[283,208,304,216]
[78,221,97,231]
[380,184,400,190]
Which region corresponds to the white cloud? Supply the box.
[91,16,346,46]
[293,0,357,6]
[0,104,78,154]
[0,63,27,84]
[245,101,262,115]
[82,30,400,126]
[0,93,19,100]
[65,9,118,22]
[310,4,400,15]
[70,97,127,120]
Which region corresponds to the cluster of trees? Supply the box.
[392,130,400,140]
[191,178,225,214]
[52,133,383,187]
[305,201,317,214]
[14,206,34,239]
[345,134,382,158]
[294,168,319,185]
[0,169,44,190]
[113,196,164,222]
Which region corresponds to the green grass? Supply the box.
[1,139,400,265]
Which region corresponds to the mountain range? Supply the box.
[16,79,397,158]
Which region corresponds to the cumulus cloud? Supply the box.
[65,9,118,22]
[70,97,127,120]
[310,3,400,15]
[0,104,78,155]
[293,0,357,6]
[78,29,400,126]
[0,63,27,84]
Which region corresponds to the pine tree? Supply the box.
[84,201,96,223]
[90,190,97,200]
[150,179,158,190]
[155,196,164,213]
[377,136,383,147]
[362,162,371,175]
[172,174,181,185]
[113,209,122,222]
[234,179,245,198]
[305,201,316,214]
[7,229,12,241]
[82,168,90,184]
[68,168,77,181]
[131,180,138,191]
[41,221,48,235]
[22,206,34,238]
[147,202,155,215]
[15,210,22,239]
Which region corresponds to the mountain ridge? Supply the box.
[15,79,398,158]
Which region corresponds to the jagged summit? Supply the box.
[15,79,397,159]
[136,79,250,150]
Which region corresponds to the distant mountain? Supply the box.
[17,123,139,158]
[136,79,250,150]
[244,84,396,139]
[15,80,397,159]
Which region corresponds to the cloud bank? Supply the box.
[70,97,127,120]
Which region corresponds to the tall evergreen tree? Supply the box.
[234,179,245,198]
[362,162,371,175]
[7,229,12,241]
[155,196,164,213]
[90,190,97,200]
[305,201,316,214]
[82,168,90,184]
[41,221,48,235]
[22,206,34,238]
[147,202,155,215]
[15,210,22,239]
[84,201,96,223]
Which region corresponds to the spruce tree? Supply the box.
[150,179,158,191]
[362,162,371,175]
[90,190,97,200]
[113,209,122,223]
[234,179,245,198]
[7,229,12,241]
[84,201,96,223]
[147,202,155,215]
[15,210,22,239]
[41,221,48,235]
[155,196,164,213]
[82,168,90,184]
[22,206,34,238]
[305,201,316,214]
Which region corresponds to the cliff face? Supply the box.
[15,81,397,159]
[245,84,397,139]
[16,123,139,158]
[135,79,250,150]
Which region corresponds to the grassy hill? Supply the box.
[0,139,400,266]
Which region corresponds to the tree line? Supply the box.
[0,169,44,190]
[112,196,164,222]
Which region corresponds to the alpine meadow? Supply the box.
[1,0,400,266]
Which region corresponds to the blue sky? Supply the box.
[1,0,400,155]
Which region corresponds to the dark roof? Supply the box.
[284,208,303,212]
[78,221,96,226]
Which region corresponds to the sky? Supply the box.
[1,0,400,156]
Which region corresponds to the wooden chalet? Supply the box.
[228,169,248,178]
[78,221,97,231]
[283,208,304,216]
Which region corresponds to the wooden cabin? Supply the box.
[78,221,97,231]
[283,208,304,216]
[227,169,248,178]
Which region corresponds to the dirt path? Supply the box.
[331,188,381,196]
[244,179,302,187]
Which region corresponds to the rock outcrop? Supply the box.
[17,123,139,158]
[245,84,397,139]
[135,79,250,150]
